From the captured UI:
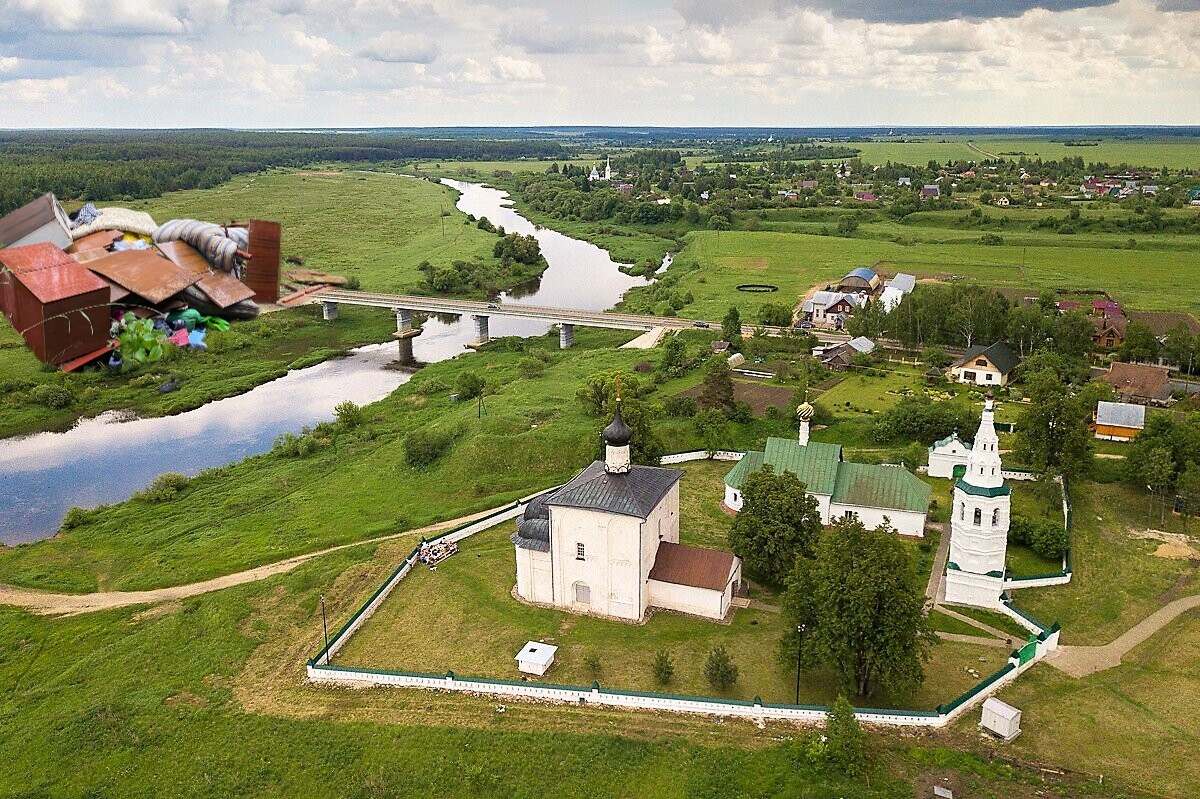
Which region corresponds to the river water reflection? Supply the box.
[0,179,650,544]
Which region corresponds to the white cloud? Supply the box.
[0,56,18,73]
[287,30,340,58]
[358,32,440,63]
[492,55,544,82]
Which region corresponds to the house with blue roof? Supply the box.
[837,266,882,294]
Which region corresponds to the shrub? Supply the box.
[30,384,74,409]
[136,472,190,502]
[664,395,698,418]
[334,401,364,427]
[703,646,738,690]
[978,233,1004,246]
[584,653,602,677]
[343,275,361,290]
[517,358,545,379]
[414,376,450,396]
[456,371,485,400]
[651,650,675,685]
[60,506,93,530]
[729,400,754,424]
[404,427,455,468]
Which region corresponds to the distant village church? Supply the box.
[943,393,1011,608]
[512,402,742,622]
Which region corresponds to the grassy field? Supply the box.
[649,229,1200,321]
[139,169,515,294]
[991,609,1200,797]
[853,135,1200,170]
[1015,482,1200,645]
[335,511,1006,711]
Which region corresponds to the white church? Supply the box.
[513,400,744,619]
[512,403,742,622]
[943,393,1011,609]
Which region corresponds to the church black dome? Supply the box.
[602,402,633,446]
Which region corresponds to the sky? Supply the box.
[0,0,1198,128]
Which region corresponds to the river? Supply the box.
[0,180,649,545]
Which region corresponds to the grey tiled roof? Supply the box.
[546,461,682,519]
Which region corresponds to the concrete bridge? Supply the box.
[303,287,849,364]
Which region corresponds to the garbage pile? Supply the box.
[0,193,280,370]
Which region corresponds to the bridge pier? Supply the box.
[470,314,490,347]
[321,301,338,321]
[559,323,575,349]
[392,307,421,365]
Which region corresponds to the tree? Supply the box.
[1120,321,1161,363]
[1049,310,1093,359]
[728,466,822,586]
[824,695,867,776]
[699,357,735,413]
[721,306,743,348]
[1006,303,1048,357]
[1012,371,1094,484]
[651,650,675,685]
[658,334,689,378]
[1162,322,1195,372]
[575,371,643,415]
[782,518,934,698]
[758,301,794,327]
[692,408,730,456]
[703,646,738,691]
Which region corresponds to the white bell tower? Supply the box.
[944,393,1010,608]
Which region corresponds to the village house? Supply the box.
[801,290,863,329]
[512,403,742,622]
[1092,314,1127,350]
[722,404,931,536]
[1094,400,1146,441]
[1100,362,1172,405]
[820,336,875,371]
[920,185,940,200]
[949,342,1021,387]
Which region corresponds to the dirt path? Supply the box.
[1045,594,1200,677]
[0,507,506,617]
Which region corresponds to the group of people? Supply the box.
[418,539,458,569]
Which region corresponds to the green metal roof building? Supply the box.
[722,437,931,536]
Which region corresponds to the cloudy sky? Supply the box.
[1,0,1197,128]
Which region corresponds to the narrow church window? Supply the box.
[960,503,965,520]
[575,542,586,561]
[973,508,982,525]
[992,508,1000,527]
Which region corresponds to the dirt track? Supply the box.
[0,508,500,616]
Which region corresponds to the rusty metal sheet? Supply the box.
[15,259,109,304]
[85,249,202,304]
[246,219,281,303]
[0,241,75,274]
[65,230,122,254]
[157,239,255,308]
[155,239,210,275]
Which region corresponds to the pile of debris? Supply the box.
[0,193,280,370]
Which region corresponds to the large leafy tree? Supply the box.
[699,356,736,413]
[1013,371,1097,484]
[728,466,822,586]
[783,519,934,698]
[721,306,743,348]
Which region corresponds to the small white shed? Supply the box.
[980,697,1022,741]
[515,641,558,676]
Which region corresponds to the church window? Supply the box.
[992,508,1000,527]
[843,510,856,520]
[575,542,586,561]
[973,508,982,526]
[960,503,965,520]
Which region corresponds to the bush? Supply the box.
[825,695,867,776]
[584,653,602,677]
[136,472,189,502]
[978,233,1004,246]
[414,376,450,396]
[729,400,754,424]
[517,357,546,379]
[456,371,485,400]
[703,645,738,690]
[30,384,74,409]
[1009,514,1068,559]
[60,506,93,530]
[664,395,697,418]
[404,427,455,468]
[651,650,675,685]
[334,401,364,427]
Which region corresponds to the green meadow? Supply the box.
[854,135,1200,170]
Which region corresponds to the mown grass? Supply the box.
[1015,482,1200,645]
[993,608,1200,798]
[646,228,1200,322]
[335,511,1007,711]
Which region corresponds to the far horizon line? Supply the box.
[3,124,1199,133]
